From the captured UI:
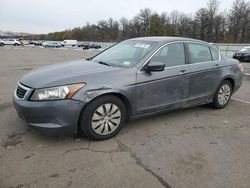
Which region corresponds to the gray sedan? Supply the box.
[13,37,243,140]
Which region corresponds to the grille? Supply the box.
[16,85,28,99]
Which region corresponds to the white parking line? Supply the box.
[232,98,250,104]
[245,73,250,76]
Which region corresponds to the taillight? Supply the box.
[237,63,244,72]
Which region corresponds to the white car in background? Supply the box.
[61,40,78,47]
[0,39,22,46]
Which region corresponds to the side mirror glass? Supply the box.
[144,61,165,72]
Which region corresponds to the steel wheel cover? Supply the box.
[218,84,231,105]
[91,103,121,135]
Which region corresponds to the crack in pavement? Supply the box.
[63,141,120,154]
[109,153,119,172]
[114,139,172,188]
[63,139,172,188]
[0,102,12,112]
[1,130,28,149]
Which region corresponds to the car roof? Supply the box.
[128,36,207,44]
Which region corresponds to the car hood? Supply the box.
[20,60,121,88]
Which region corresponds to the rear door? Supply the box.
[136,42,190,114]
[186,42,222,105]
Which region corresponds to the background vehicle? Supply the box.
[81,43,102,49]
[42,41,62,48]
[20,40,29,45]
[233,46,250,61]
[0,38,22,46]
[61,40,77,47]
[0,39,4,46]
[28,40,43,46]
[13,37,243,140]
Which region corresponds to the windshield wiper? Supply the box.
[97,61,111,66]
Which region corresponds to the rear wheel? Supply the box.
[79,95,127,140]
[211,80,232,109]
[0,43,4,46]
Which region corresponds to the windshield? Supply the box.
[240,47,250,52]
[92,40,157,68]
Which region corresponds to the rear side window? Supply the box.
[187,43,212,63]
[210,48,220,61]
[150,43,185,67]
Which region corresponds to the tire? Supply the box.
[0,43,4,46]
[79,95,127,140]
[211,80,233,109]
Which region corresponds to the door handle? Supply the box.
[215,64,220,68]
[179,69,188,75]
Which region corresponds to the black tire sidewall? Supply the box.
[80,95,127,140]
[213,80,232,109]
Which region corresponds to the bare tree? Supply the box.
[177,13,193,37]
[207,0,220,41]
[24,0,250,43]
[195,8,209,40]
[138,8,153,36]
[228,0,250,42]
[120,17,130,39]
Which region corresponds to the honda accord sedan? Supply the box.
[13,37,243,140]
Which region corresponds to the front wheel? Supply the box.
[211,80,232,109]
[79,95,127,140]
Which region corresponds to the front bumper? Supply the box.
[13,96,86,135]
[233,55,250,61]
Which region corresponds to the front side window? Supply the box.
[150,43,185,67]
[188,43,212,63]
[92,40,157,68]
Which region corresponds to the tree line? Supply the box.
[26,0,250,43]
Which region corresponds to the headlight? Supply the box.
[30,83,86,101]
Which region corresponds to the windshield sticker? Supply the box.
[134,43,150,48]
[123,61,132,66]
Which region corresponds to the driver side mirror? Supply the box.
[144,61,165,72]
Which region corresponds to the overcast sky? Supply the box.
[0,0,234,34]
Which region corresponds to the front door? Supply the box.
[136,42,190,114]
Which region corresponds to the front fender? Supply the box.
[72,84,136,116]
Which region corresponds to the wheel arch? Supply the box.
[222,77,235,91]
[77,92,132,132]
